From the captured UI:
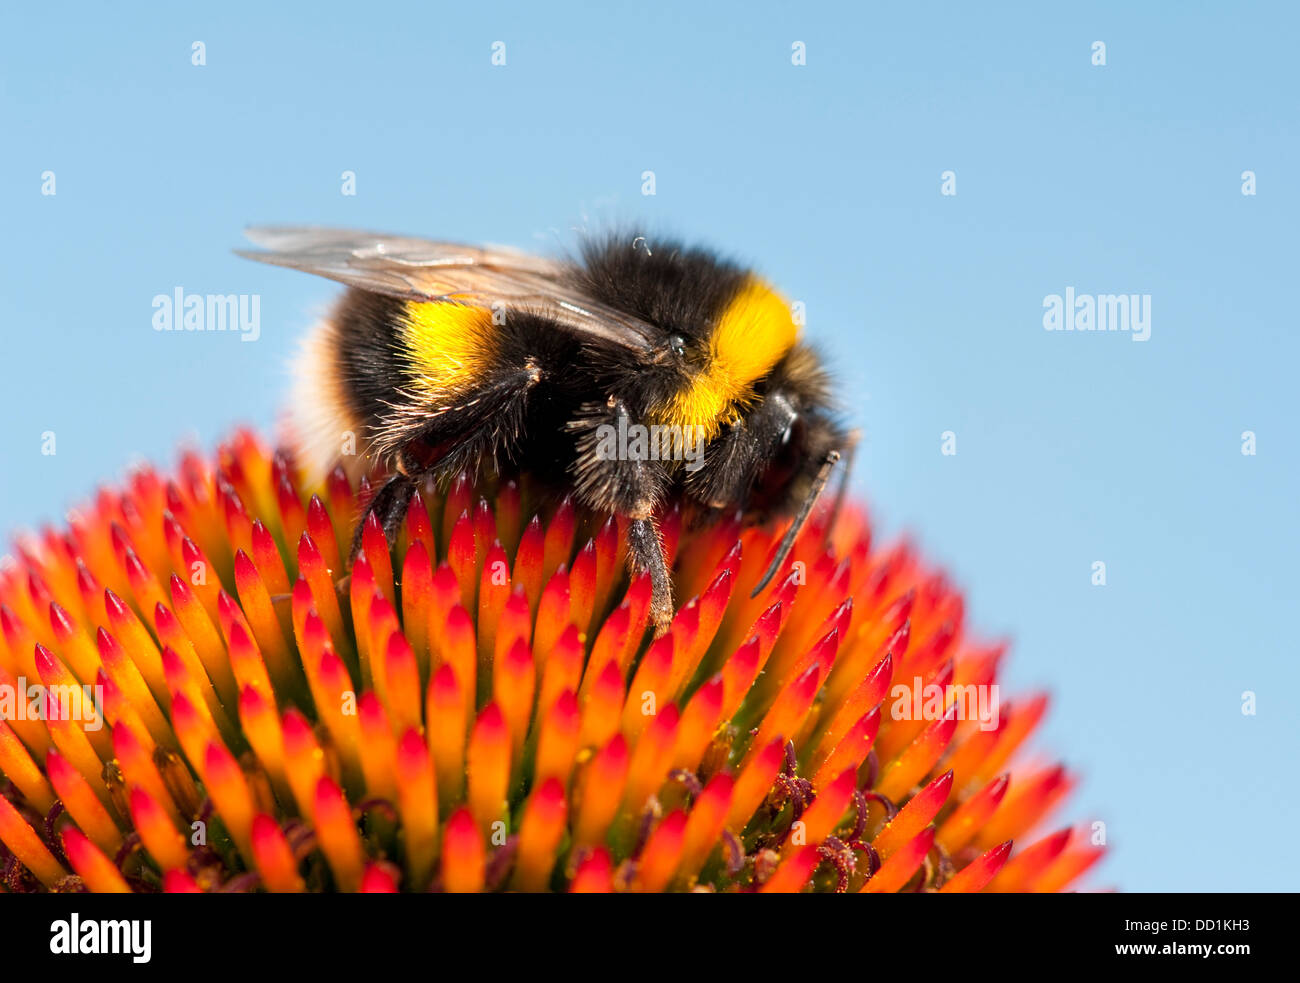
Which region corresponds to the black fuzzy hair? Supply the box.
[568,231,749,343]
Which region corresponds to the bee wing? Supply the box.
[238,226,660,352]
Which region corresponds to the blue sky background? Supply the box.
[2,1,1296,891]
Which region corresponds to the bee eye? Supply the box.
[668,335,686,357]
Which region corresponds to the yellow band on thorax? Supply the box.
[653,279,799,438]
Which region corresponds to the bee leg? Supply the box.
[682,393,798,510]
[626,513,674,638]
[348,469,417,563]
[567,396,673,635]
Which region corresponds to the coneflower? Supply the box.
[0,430,1102,892]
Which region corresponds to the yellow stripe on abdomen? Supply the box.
[400,301,498,397]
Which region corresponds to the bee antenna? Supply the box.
[750,448,842,598]
[824,428,861,548]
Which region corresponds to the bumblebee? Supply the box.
[239,227,847,635]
